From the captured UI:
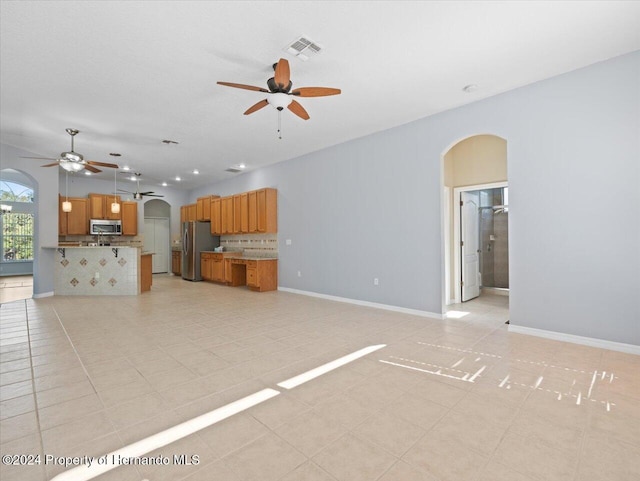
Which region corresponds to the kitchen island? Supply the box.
[45,246,152,295]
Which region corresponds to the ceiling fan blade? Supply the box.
[21,156,58,160]
[139,191,155,195]
[40,162,60,167]
[217,82,269,93]
[144,194,164,197]
[86,160,119,168]
[291,87,342,97]
[288,100,310,120]
[84,165,102,173]
[274,58,290,89]
[244,99,269,115]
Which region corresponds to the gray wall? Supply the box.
[192,51,640,345]
[0,144,59,295]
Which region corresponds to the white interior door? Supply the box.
[144,218,170,274]
[461,191,480,301]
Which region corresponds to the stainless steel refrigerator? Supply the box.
[181,221,219,281]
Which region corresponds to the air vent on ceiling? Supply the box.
[284,35,323,61]
[225,167,243,173]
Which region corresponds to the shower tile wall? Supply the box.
[480,208,495,287]
[479,188,509,289]
[493,212,509,287]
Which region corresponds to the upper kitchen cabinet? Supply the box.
[249,188,277,233]
[89,193,121,220]
[180,204,197,223]
[121,201,138,236]
[59,195,89,235]
[210,197,222,235]
[233,193,249,234]
[221,196,234,234]
[197,196,218,221]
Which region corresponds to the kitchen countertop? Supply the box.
[200,251,277,261]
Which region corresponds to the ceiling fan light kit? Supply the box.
[217,58,341,137]
[22,128,119,174]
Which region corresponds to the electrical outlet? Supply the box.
[374,278,379,286]
[286,239,292,246]
[297,271,302,277]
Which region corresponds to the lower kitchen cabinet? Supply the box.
[171,251,181,276]
[201,252,236,283]
[227,258,277,292]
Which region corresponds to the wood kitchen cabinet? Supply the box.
[210,197,222,235]
[121,201,138,236]
[197,196,218,221]
[248,188,277,233]
[221,196,234,234]
[201,252,212,281]
[171,250,181,276]
[59,196,89,235]
[231,193,249,234]
[201,252,235,283]
[89,193,121,220]
[141,253,153,292]
[180,204,197,223]
[227,258,278,292]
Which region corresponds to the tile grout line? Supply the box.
[49,305,148,480]
[50,306,102,401]
[22,299,48,481]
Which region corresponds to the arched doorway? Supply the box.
[143,199,171,274]
[0,169,36,302]
[442,135,508,310]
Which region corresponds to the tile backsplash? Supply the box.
[220,233,278,258]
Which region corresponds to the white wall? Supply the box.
[192,51,640,345]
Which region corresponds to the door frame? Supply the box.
[452,181,508,304]
[144,216,171,274]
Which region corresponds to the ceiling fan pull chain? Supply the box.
[278,110,282,140]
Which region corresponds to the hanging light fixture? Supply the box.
[62,172,72,212]
[111,168,120,214]
[0,204,12,215]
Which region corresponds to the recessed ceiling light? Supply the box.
[84,171,92,176]
[122,166,130,171]
[161,182,168,187]
[238,163,246,170]
[462,84,479,93]
[192,169,199,175]
[175,176,181,181]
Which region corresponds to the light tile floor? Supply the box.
[1,276,638,481]
[0,275,33,304]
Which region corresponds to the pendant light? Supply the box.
[62,172,72,212]
[111,168,120,214]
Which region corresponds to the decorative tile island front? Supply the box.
[48,246,149,295]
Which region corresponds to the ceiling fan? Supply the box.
[21,128,119,173]
[217,58,341,120]
[118,172,164,200]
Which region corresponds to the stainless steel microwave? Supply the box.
[90,219,122,236]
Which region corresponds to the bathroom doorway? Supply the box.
[454,181,509,302]
[442,134,508,306]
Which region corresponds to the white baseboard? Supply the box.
[278,287,444,320]
[508,324,640,355]
[33,291,54,299]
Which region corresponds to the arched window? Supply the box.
[1,175,35,262]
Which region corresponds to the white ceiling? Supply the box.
[1,1,639,190]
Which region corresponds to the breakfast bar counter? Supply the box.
[44,246,148,295]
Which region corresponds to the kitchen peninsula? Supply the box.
[45,246,152,295]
